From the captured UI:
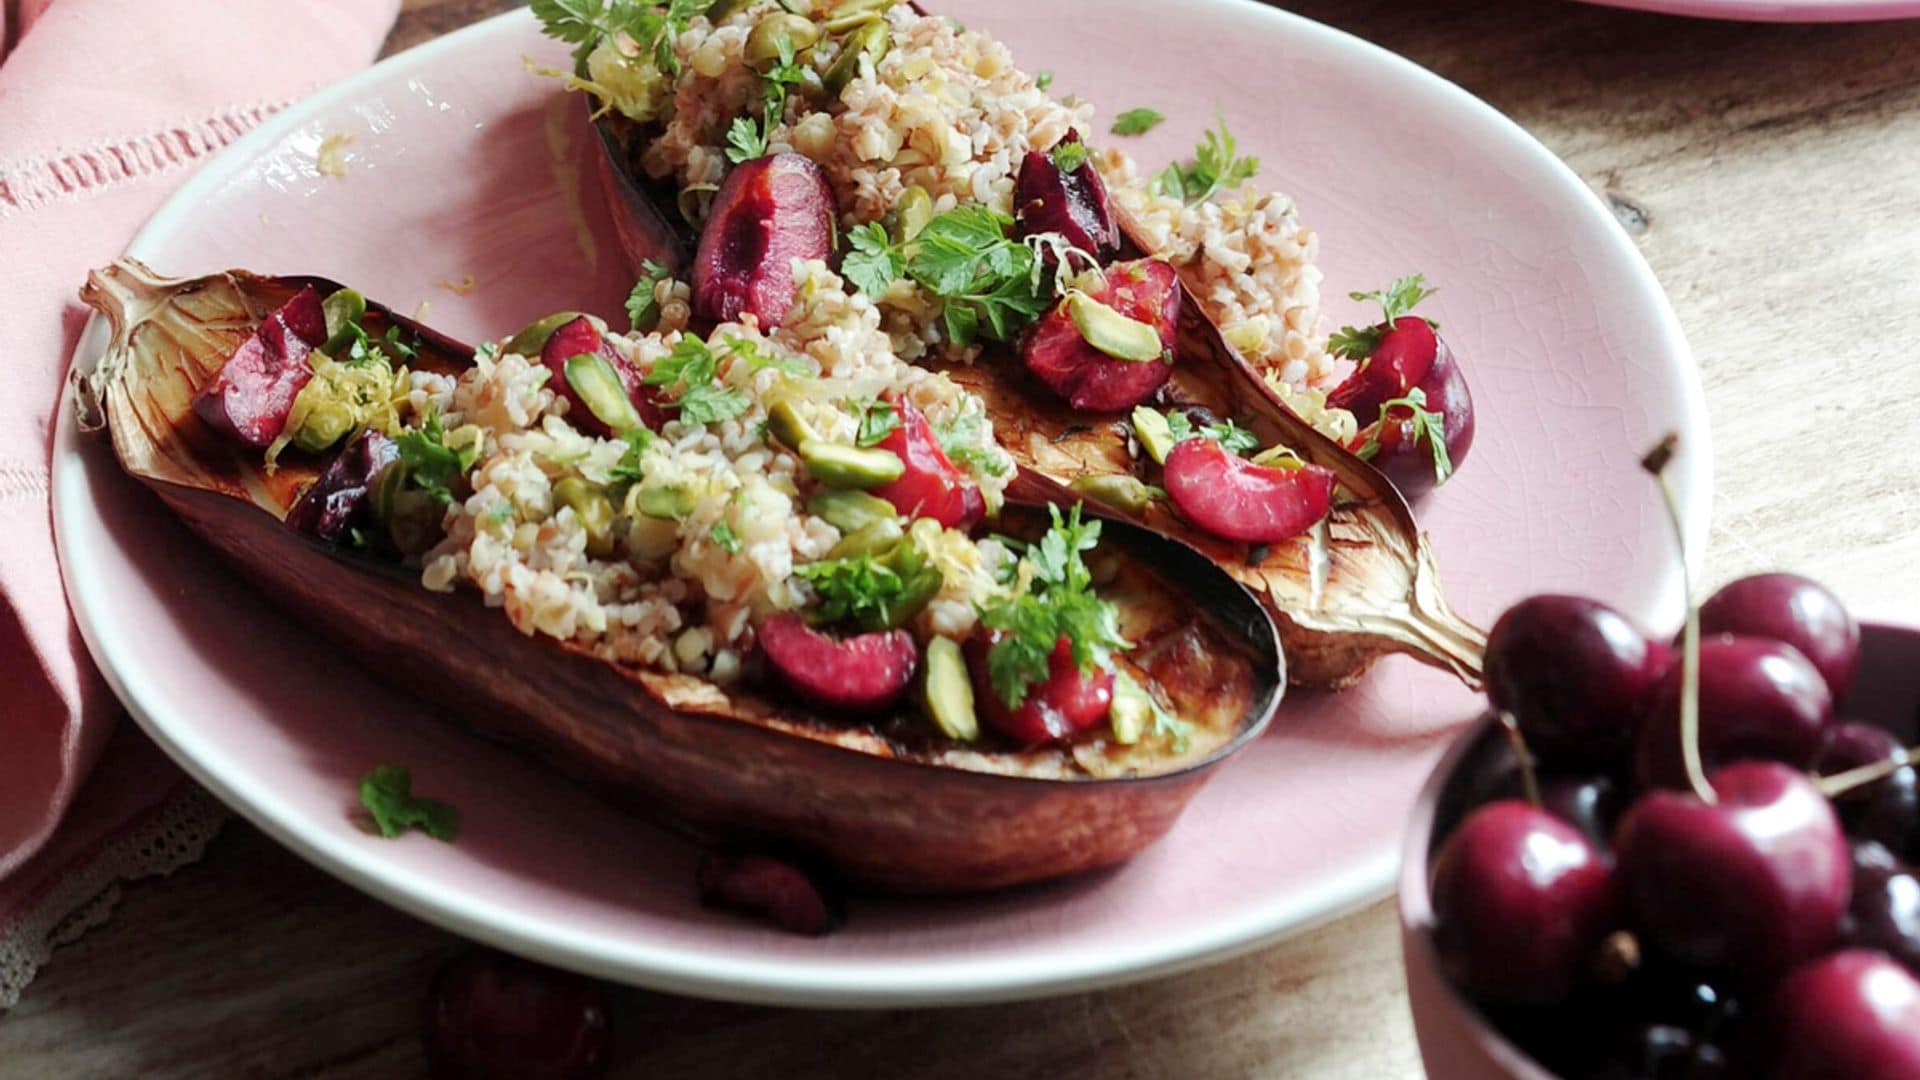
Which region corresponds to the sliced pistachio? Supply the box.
[1070,474,1158,515]
[553,477,617,557]
[746,12,822,69]
[503,311,584,359]
[371,460,409,526]
[822,16,889,93]
[1108,671,1155,745]
[564,353,645,433]
[894,184,933,244]
[637,484,696,521]
[921,635,979,742]
[767,397,822,451]
[1131,406,1176,465]
[1068,292,1163,362]
[824,0,892,33]
[828,517,906,560]
[625,512,680,562]
[798,439,905,489]
[1251,444,1308,470]
[807,489,898,533]
[320,288,367,356]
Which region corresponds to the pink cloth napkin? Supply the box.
[0,0,398,1004]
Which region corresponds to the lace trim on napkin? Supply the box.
[0,785,226,1008]
[0,99,288,218]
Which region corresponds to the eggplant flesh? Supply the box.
[76,259,1282,894]
[587,117,1483,691]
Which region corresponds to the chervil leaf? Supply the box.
[358,765,459,841]
[934,410,1010,478]
[842,222,905,298]
[710,521,743,553]
[1051,139,1090,173]
[851,398,900,448]
[644,335,717,388]
[1152,114,1260,205]
[1354,387,1453,485]
[1330,273,1435,360]
[722,335,810,376]
[1203,418,1260,457]
[395,410,462,505]
[625,259,672,331]
[1328,323,1385,361]
[977,504,1129,708]
[1111,108,1164,136]
[796,555,908,631]
[725,115,770,164]
[1035,70,1054,90]
[676,382,750,425]
[645,335,748,425]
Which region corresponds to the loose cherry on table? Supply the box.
[425,949,612,1080]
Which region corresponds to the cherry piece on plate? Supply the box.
[1019,257,1180,412]
[697,851,842,936]
[1845,842,1920,977]
[758,614,918,714]
[1815,722,1920,858]
[966,632,1114,746]
[1762,949,1920,1080]
[426,949,612,1080]
[1326,308,1476,495]
[871,395,985,530]
[1614,760,1851,979]
[538,315,666,438]
[1484,594,1670,768]
[693,152,834,327]
[1013,130,1120,263]
[192,284,327,448]
[1161,436,1336,545]
[1430,799,1616,1007]
[1632,634,1832,792]
[284,429,398,544]
[1698,572,1860,701]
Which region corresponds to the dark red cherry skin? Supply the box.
[1614,761,1851,979]
[1327,316,1474,480]
[1763,949,1920,1080]
[1816,723,1920,858]
[965,633,1113,746]
[871,396,984,530]
[193,285,326,447]
[1845,842,1920,976]
[285,429,399,544]
[696,851,842,936]
[1484,595,1670,769]
[1633,635,1833,792]
[1162,436,1337,545]
[1430,799,1617,1007]
[538,316,667,438]
[1020,258,1179,412]
[693,152,834,327]
[425,949,611,1080]
[758,614,917,713]
[1699,573,1860,701]
[1013,130,1119,263]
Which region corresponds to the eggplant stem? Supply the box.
[1642,434,1714,805]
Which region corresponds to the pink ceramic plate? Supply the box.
[1578,0,1920,20]
[54,1,1707,1005]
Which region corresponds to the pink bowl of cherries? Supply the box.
[1400,438,1920,1080]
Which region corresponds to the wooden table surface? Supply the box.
[8,1,1920,1076]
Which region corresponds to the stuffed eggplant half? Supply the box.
[76,259,1281,894]
[551,0,1485,689]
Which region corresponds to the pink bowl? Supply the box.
[1398,618,1920,1079]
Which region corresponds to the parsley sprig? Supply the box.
[532,0,707,72]
[358,765,460,842]
[1111,108,1164,136]
[1051,139,1090,172]
[797,554,909,630]
[1354,387,1454,485]
[1153,115,1260,205]
[1328,273,1438,360]
[841,206,1053,348]
[1166,411,1260,457]
[851,398,900,447]
[625,259,672,332]
[394,410,478,506]
[977,504,1130,709]
[934,409,1010,477]
[726,33,809,163]
[643,336,750,425]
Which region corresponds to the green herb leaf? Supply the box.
[1151,114,1260,205]
[358,765,460,842]
[532,0,705,74]
[395,410,462,505]
[1051,139,1090,173]
[905,206,1052,347]
[1035,70,1054,90]
[722,335,810,376]
[710,521,743,553]
[842,222,905,298]
[797,554,909,630]
[625,259,672,332]
[676,382,750,425]
[934,410,1010,478]
[645,336,748,425]
[977,504,1130,708]
[725,114,771,164]
[1160,410,1258,456]
[851,398,900,448]
[608,427,652,490]
[1329,273,1435,360]
[1354,387,1453,485]
[1111,108,1164,136]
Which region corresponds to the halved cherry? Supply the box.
[693,152,835,327]
[1013,130,1120,264]
[192,285,327,447]
[1162,436,1336,544]
[758,613,917,713]
[537,315,666,438]
[965,632,1114,745]
[1327,305,1475,494]
[1020,258,1179,413]
[871,396,984,529]
[1329,315,1439,422]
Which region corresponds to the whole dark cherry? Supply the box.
[1815,722,1920,858]
[1698,572,1861,701]
[1484,595,1670,768]
[1632,635,1832,792]
[1763,949,1920,1079]
[426,949,612,1079]
[1430,799,1616,1007]
[1613,760,1851,979]
[1845,842,1920,976]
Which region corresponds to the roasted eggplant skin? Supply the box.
[586,112,1485,692]
[76,260,1282,894]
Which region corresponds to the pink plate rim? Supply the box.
[53,2,1709,1006]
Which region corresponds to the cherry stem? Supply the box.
[1642,434,1715,805]
[1817,746,1920,799]
[1496,709,1543,809]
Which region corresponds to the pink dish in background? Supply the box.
[1579,0,1920,20]
[54,0,1705,1004]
